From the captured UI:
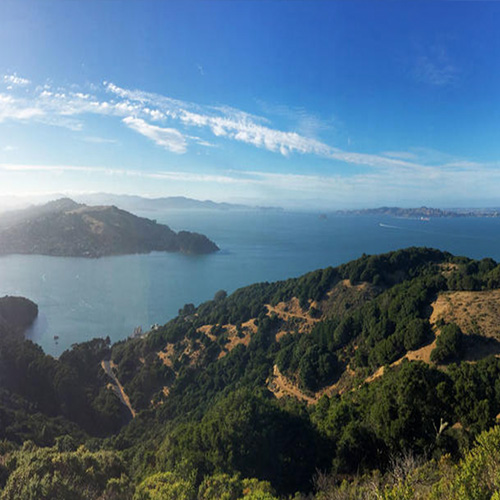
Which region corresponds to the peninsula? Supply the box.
[0,198,219,257]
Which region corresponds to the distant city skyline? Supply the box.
[1,1,500,209]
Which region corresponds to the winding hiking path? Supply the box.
[101,360,136,418]
[267,364,343,404]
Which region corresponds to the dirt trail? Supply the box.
[267,364,344,405]
[364,296,445,384]
[267,365,317,404]
[101,360,136,418]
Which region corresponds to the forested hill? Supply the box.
[4,247,500,498]
[0,198,219,257]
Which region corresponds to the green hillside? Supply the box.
[3,248,500,498]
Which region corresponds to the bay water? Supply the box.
[0,210,499,356]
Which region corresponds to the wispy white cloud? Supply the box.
[104,82,332,157]
[102,83,461,172]
[3,74,30,87]
[0,94,44,121]
[0,77,324,157]
[122,117,187,154]
[0,74,480,178]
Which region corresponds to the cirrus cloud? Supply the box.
[122,116,187,154]
[0,74,485,180]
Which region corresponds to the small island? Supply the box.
[0,198,219,257]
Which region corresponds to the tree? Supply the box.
[134,472,196,500]
[431,324,463,364]
[214,290,228,302]
[1,445,132,500]
[179,303,196,316]
[198,473,242,500]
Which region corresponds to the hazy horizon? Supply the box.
[1,191,500,215]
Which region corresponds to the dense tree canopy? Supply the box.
[3,248,500,498]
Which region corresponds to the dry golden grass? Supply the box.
[157,343,175,368]
[224,322,254,351]
[197,324,216,341]
[265,297,319,334]
[431,290,500,340]
[195,320,257,359]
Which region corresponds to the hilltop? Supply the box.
[0,198,219,257]
[3,248,500,497]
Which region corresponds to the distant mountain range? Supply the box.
[335,206,500,218]
[0,198,219,257]
[73,194,282,213]
[0,194,283,214]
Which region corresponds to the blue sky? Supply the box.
[0,1,499,209]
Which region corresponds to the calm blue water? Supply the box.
[0,210,499,357]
